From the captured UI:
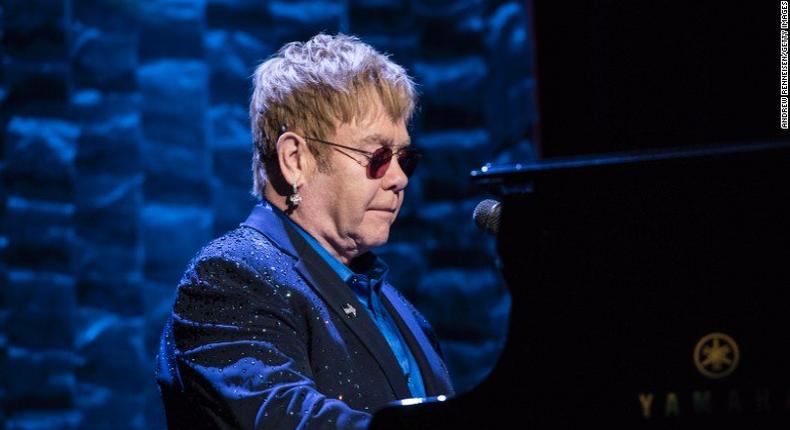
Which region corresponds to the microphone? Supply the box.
[473,199,502,235]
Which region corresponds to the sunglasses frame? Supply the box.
[301,135,421,179]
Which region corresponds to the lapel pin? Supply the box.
[342,303,357,318]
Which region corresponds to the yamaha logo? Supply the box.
[637,333,789,419]
[693,332,740,379]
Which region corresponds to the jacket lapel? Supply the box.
[293,252,412,399]
[240,202,412,399]
[380,285,456,397]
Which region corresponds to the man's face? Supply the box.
[298,100,411,260]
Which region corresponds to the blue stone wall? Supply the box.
[1,0,536,428]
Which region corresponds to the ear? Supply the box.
[275,132,312,187]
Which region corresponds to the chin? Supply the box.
[367,234,390,249]
[359,227,391,250]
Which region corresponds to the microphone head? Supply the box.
[473,199,501,236]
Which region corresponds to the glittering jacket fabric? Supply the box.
[155,201,455,430]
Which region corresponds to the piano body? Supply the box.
[371,142,790,428]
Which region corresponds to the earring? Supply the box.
[288,183,302,207]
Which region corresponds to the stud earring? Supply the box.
[288,183,302,207]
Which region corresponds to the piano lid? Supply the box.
[470,141,790,195]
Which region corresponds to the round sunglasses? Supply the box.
[302,136,421,179]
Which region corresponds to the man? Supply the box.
[155,33,454,429]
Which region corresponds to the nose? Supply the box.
[382,155,409,192]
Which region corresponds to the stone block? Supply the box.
[3,63,70,107]
[75,308,148,393]
[5,410,81,430]
[385,211,429,248]
[401,198,497,268]
[75,383,145,430]
[142,135,212,184]
[75,120,143,177]
[416,267,508,340]
[6,270,76,349]
[206,0,269,34]
[144,169,213,207]
[74,239,143,285]
[415,102,486,132]
[142,125,208,165]
[1,162,6,224]
[75,173,143,242]
[5,116,78,200]
[144,382,168,430]
[138,60,208,146]
[5,346,80,411]
[486,76,536,143]
[142,203,213,283]
[77,274,146,317]
[72,29,138,91]
[211,184,257,237]
[0,309,7,392]
[485,2,531,66]
[209,103,250,150]
[412,57,487,109]
[417,129,493,200]
[207,0,265,10]
[216,1,341,47]
[73,91,143,176]
[0,235,6,267]
[2,0,68,62]
[138,0,206,60]
[412,0,485,21]
[440,338,506,394]
[376,242,426,298]
[143,280,176,357]
[4,197,74,273]
[490,139,537,164]
[213,146,251,188]
[348,1,414,38]
[351,34,419,68]
[484,2,536,143]
[74,241,142,297]
[420,12,484,56]
[268,0,344,28]
[0,309,7,340]
[205,31,270,104]
[71,89,142,121]
[71,88,140,119]
[3,59,69,103]
[392,178,424,220]
[72,0,142,33]
[136,0,206,26]
[3,0,65,34]
[350,0,402,6]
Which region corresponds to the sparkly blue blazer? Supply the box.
[155,201,455,429]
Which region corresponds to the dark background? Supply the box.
[0,0,533,428]
[532,1,786,156]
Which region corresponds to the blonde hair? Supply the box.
[249,33,417,198]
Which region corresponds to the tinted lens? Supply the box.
[369,147,394,179]
[397,148,420,177]
[368,147,421,178]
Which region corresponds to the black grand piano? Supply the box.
[372,1,789,428]
[372,141,790,428]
